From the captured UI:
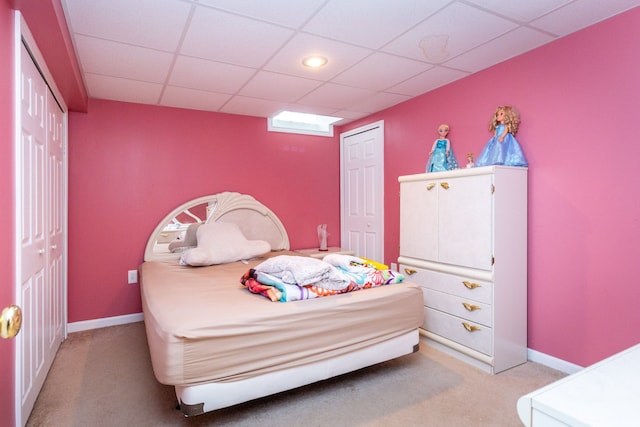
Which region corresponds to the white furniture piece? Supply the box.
[398,166,528,373]
[517,343,640,426]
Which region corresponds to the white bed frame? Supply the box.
[143,192,420,417]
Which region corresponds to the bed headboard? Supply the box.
[144,192,290,262]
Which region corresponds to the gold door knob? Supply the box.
[1,305,22,339]
[404,268,417,275]
[440,182,450,189]
[426,183,436,191]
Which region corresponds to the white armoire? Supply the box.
[398,166,527,373]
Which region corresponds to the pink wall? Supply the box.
[0,0,15,422]
[342,7,640,367]
[68,100,341,322]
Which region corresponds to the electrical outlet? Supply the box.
[128,270,138,284]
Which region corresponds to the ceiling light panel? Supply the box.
[382,2,518,63]
[64,0,191,51]
[196,0,326,27]
[302,0,451,49]
[264,33,371,79]
[181,7,294,67]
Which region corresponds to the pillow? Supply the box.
[180,222,271,266]
[168,223,201,253]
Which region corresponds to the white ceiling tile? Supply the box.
[64,0,191,51]
[263,33,372,80]
[464,0,573,22]
[169,56,255,93]
[84,74,163,104]
[220,96,289,117]
[388,67,469,96]
[196,0,326,28]
[297,83,375,110]
[332,53,434,91]
[383,2,519,63]
[160,86,231,112]
[347,92,413,114]
[181,7,294,67]
[74,35,174,83]
[444,27,555,72]
[529,0,640,36]
[302,0,451,49]
[238,71,323,102]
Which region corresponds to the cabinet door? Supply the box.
[400,179,438,261]
[438,174,493,270]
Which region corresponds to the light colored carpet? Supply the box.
[26,322,565,426]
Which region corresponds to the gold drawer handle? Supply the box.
[426,183,436,191]
[462,302,481,312]
[440,182,450,190]
[404,268,417,275]
[462,281,481,290]
[462,322,481,332]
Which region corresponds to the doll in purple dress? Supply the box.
[426,124,459,172]
[475,106,528,167]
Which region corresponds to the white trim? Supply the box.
[67,313,144,333]
[527,348,583,374]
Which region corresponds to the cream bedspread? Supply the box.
[140,253,424,386]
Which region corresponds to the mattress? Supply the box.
[140,253,424,386]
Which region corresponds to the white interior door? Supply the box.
[340,121,384,262]
[16,34,66,426]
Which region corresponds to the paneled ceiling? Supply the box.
[61,0,640,124]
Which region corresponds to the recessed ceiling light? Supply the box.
[302,56,328,68]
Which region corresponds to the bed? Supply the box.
[140,192,424,417]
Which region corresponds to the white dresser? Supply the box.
[398,166,527,373]
[517,343,640,426]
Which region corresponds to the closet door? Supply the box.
[17,40,65,426]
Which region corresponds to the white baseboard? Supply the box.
[527,348,583,374]
[67,312,144,334]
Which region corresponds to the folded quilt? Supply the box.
[240,254,405,302]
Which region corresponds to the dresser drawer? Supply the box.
[402,265,492,304]
[422,288,492,327]
[424,307,493,356]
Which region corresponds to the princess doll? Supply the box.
[475,106,528,167]
[426,123,459,172]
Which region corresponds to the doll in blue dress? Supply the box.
[426,124,459,172]
[475,106,528,167]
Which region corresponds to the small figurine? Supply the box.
[426,124,459,172]
[475,106,528,167]
[466,152,475,168]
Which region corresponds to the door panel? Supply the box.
[17,41,65,426]
[341,123,384,262]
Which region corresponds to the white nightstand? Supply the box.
[295,247,355,259]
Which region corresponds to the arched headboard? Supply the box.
[144,192,290,262]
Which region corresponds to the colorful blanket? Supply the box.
[240,254,405,302]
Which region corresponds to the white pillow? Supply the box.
[180,222,271,266]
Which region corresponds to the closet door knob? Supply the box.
[404,268,417,275]
[440,182,450,190]
[426,183,435,191]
